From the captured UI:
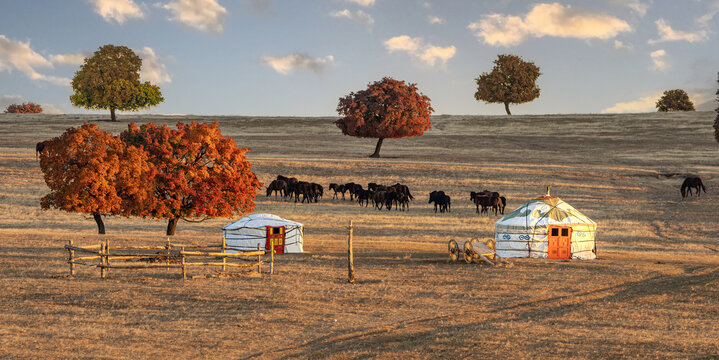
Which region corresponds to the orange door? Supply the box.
[266,226,285,254]
[547,226,572,259]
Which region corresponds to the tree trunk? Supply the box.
[93,213,106,234]
[110,107,116,122]
[504,102,512,115]
[369,138,384,158]
[166,218,178,236]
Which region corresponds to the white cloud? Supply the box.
[614,40,629,50]
[602,90,708,113]
[261,53,334,75]
[346,0,375,7]
[648,19,708,44]
[602,93,660,113]
[428,16,444,25]
[650,49,668,70]
[90,0,144,24]
[608,0,648,17]
[162,0,227,33]
[0,35,70,86]
[0,94,23,110]
[384,35,455,67]
[138,47,171,84]
[468,3,631,47]
[42,103,64,114]
[49,53,87,66]
[330,9,374,30]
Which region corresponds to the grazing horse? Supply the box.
[681,176,706,198]
[429,191,451,213]
[266,179,287,197]
[329,183,346,199]
[356,189,372,207]
[471,190,502,216]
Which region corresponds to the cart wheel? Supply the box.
[448,240,458,261]
[463,241,474,263]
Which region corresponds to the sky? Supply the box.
[0,0,718,116]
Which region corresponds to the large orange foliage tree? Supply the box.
[39,123,153,234]
[336,77,433,158]
[121,121,261,235]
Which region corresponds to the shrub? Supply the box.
[5,102,43,113]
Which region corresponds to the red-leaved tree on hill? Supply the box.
[5,102,43,113]
[121,121,261,235]
[336,77,433,158]
[39,123,153,234]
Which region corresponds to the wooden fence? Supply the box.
[64,238,274,279]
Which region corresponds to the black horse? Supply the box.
[429,191,451,213]
[681,176,706,198]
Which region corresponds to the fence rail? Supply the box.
[64,238,275,279]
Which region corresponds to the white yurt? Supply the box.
[494,194,597,259]
[222,213,303,254]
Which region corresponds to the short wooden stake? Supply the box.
[348,220,355,284]
[181,246,186,280]
[105,239,111,277]
[100,240,107,279]
[221,236,227,273]
[165,237,172,269]
[68,239,75,276]
[257,243,262,275]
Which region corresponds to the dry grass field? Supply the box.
[1,112,718,359]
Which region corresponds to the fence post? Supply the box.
[348,220,355,284]
[181,246,186,280]
[68,239,75,276]
[222,235,226,273]
[100,240,106,279]
[165,237,171,269]
[105,238,110,278]
[257,243,262,275]
[270,244,274,275]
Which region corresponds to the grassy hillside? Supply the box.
[0,112,717,358]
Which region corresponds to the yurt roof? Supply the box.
[495,196,596,232]
[222,213,303,231]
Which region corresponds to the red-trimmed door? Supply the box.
[548,226,571,259]
[266,226,285,254]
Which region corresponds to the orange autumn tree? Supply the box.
[121,121,261,236]
[39,123,152,234]
[336,77,433,158]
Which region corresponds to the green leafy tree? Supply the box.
[474,54,541,115]
[70,45,163,121]
[656,89,695,112]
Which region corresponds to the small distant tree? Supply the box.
[336,77,433,158]
[70,45,163,121]
[656,89,695,112]
[474,54,541,115]
[39,123,153,234]
[121,122,261,236]
[5,102,43,113]
[714,73,719,143]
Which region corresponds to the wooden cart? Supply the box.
[448,238,508,266]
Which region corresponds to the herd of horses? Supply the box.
[263,173,707,214]
[265,175,508,215]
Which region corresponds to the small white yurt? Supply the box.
[494,194,597,260]
[222,213,303,254]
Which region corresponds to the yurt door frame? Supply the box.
[547,226,571,259]
[266,226,285,254]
